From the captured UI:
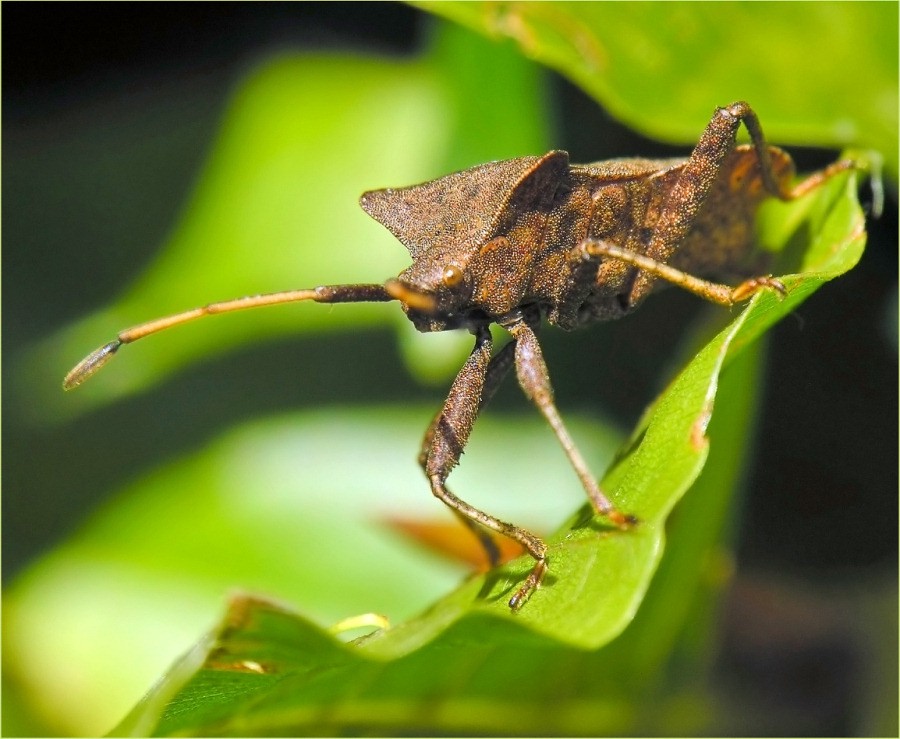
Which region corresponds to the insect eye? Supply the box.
[442,263,465,288]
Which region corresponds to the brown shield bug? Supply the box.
[65,102,855,610]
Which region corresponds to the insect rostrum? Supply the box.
[65,102,853,611]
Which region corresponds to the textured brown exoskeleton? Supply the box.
[65,102,853,610]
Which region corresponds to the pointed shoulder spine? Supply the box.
[357,152,571,258]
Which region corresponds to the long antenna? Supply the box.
[63,279,434,390]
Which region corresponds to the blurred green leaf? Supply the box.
[25,55,439,413]
[3,408,621,736]
[417,1,898,173]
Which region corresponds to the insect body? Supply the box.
[65,102,853,610]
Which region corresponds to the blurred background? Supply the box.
[3,3,897,736]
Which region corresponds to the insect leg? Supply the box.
[418,339,517,568]
[725,102,857,201]
[579,239,787,308]
[504,317,632,525]
[625,102,851,306]
[420,326,548,609]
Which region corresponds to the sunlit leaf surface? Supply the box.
[418,1,897,171]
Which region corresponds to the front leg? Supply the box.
[419,326,548,609]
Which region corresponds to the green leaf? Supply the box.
[417,1,898,173]
[3,408,622,736]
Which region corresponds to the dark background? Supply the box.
[3,3,897,735]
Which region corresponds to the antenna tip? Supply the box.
[63,340,122,390]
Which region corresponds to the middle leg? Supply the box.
[503,316,634,528]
